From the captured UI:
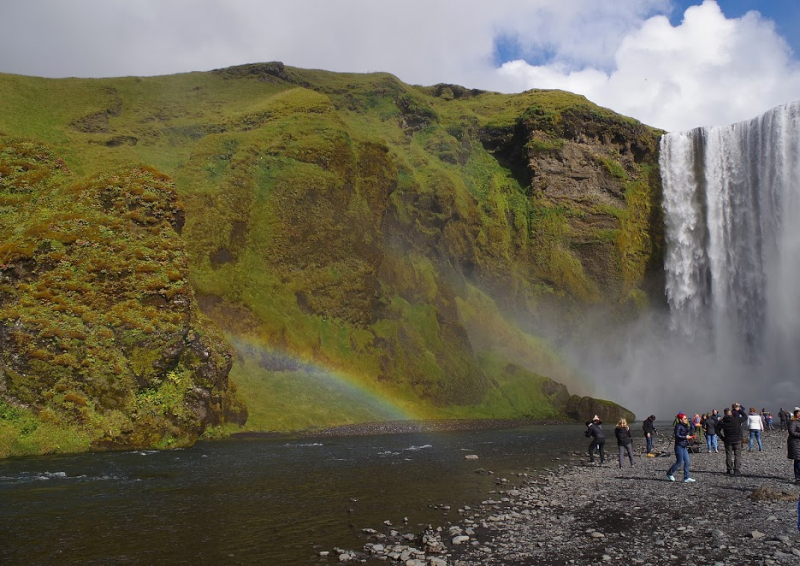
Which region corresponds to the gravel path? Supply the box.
[451,429,800,565]
[331,429,800,565]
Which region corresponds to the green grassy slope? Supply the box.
[0,63,655,448]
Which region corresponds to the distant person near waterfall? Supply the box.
[585,415,606,465]
[667,413,696,483]
[642,415,657,455]
[788,408,800,484]
[704,410,720,453]
[747,407,764,451]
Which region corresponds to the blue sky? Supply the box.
[494,1,800,68]
[673,0,800,52]
[1,1,799,132]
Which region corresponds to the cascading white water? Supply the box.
[661,101,800,388]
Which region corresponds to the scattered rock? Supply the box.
[331,430,800,566]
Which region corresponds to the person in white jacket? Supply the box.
[747,407,764,451]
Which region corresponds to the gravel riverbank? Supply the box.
[329,429,800,565]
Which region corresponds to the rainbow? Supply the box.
[226,334,423,422]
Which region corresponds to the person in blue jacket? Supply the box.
[667,413,696,483]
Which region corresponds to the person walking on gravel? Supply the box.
[667,413,696,483]
[615,418,635,468]
[716,407,745,475]
[585,415,606,465]
[787,408,800,484]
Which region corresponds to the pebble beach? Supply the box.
[330,428,800,565]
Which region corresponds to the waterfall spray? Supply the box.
[563,102,800,416]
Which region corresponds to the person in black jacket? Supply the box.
[716,407,745,475]
[585,415,606,464]
[642,415,658,454]
[787,408,800,483]
[704,409,720,453]
[615,418,635,468]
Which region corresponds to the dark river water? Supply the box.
[1,424,589,565]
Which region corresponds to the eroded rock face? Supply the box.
[0,138,245,452]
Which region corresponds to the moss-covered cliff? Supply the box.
[0,63,658,453]
[0,138,245,456]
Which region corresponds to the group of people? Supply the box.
[584,404,800,484]
[584,415,635,468]
[690,407,777,452]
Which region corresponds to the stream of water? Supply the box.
[1,424,588,565]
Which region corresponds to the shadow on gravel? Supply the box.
[612,476,792,495]
[690,470,788,481]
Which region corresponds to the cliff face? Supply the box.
[0,139,245,455]
[0,64,661,450]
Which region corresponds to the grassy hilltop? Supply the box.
[0,62,660,455]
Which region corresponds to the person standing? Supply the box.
[716,407,745,475]
[705,410,720,453]
[692,414,703,444]
[780,408,787,431]
[585,415,606,465]
[667,413,696,483]
[731,402,748,448]
[615,418,635,468]
[788,408,800,484]
[748,407,764,451]
[642,415,658,455]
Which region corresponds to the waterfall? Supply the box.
[661,101,800,385]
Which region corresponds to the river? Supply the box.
[1,424,591,565]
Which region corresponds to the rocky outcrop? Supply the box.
[565,395,635,424]
[0,138,244,455]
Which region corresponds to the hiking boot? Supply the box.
[667,473,675,482]
[683,478,696,483]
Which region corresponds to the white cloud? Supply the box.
[0,1,799,131]
[496,1,800,131]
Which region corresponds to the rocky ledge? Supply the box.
[328,430,800,565]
